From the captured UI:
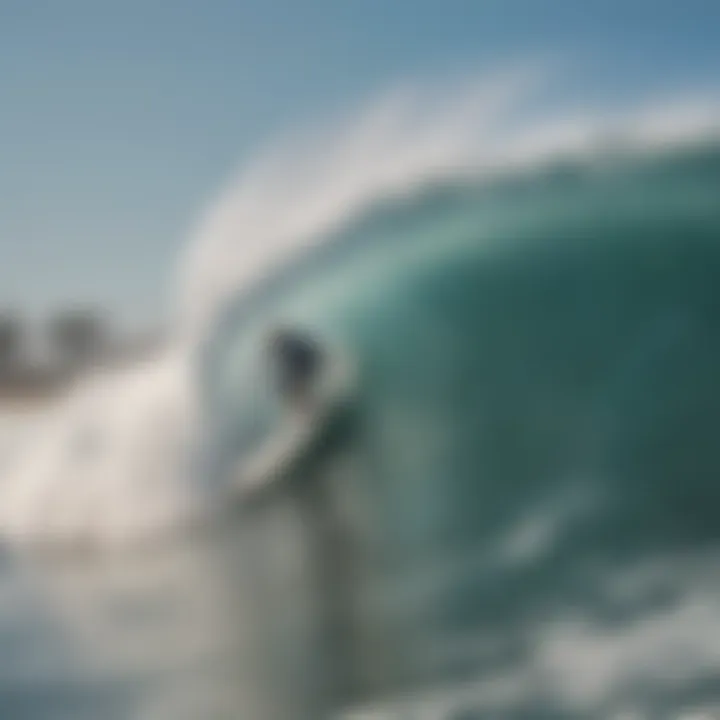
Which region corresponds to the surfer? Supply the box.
[268,329,324,412]
[229,329,325,497]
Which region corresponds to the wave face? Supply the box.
[200,141,720,717]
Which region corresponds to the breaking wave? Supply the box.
[0,71,718,547]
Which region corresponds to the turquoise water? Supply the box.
[1,140,720,719]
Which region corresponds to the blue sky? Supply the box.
[1,0,718,328]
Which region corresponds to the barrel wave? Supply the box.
[200,140,720,717]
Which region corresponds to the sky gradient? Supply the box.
[1,0,718,327]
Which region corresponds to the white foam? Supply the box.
[0,353,201,545]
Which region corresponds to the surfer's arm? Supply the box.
[231,344,355,507]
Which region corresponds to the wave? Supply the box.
[0,71,719,546]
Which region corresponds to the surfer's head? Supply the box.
[267,328,323,405]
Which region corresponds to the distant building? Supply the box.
[0,306,167,404]
[46,308,108,373]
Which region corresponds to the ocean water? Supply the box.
[1,83,720,719]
